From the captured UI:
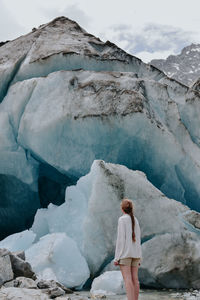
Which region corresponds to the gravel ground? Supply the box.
[74,289,200,300]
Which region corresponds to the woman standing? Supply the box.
[114,198,142,300]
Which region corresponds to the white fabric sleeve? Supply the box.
[114,218,126,262]
[137,218,143,261]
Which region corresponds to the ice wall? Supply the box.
[2,70,200,211]
[0,16,200,239]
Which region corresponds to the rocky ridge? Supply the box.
[150,43,200,87]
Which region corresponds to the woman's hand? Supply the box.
[114,260,119,266]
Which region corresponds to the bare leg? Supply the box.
[131,266,140,300]
[120,264,136,300]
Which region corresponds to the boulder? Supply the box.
[0,255,14,286]
[36,279,73,294]
[3,280,16,288]
[9,253,36,279]
[13,276,37,289]
[0,248,10,257]
[13,250,26,261]
[0,287,49,300]
[47,286,65,298]
[0,247,36,279]
[139,232,200,289]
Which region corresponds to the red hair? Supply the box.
[121,198,136,242]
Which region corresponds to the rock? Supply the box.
[182,290,200,299]
[55,297,71,300]
[47,286,65,298]
[36,279,73,293]
[13,276,37,288]
[139,231,200,289]
[150,43,200,86]
[91,295,106,299]
[90,271,125,295]
[13,250,26,261]
[182,210,200,230]
[9,252,36,279]
[191,78,200,92]
[0,247,36,286]
[0,255,14,286]
[71,296,90,300]
[0,248,10,257]
[37,279,57,289]
[0,287,49,299]
[3,280,16,287]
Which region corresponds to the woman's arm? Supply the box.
[114,218,126,262]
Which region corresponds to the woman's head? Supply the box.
[120,198,134,215]
[120,198,136,242]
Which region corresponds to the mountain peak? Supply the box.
[151,43,200,86]
[1,15,167,92]
[37,16,86,34]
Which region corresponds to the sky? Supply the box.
[0,0,200,63]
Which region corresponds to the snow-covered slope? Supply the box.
[150,43,200,86]
[0,16,200,239]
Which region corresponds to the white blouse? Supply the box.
[114,214,142,262]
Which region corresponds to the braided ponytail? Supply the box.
[121,198,136,242]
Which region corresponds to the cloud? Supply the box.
[100,23,199,62]
[134,50,176,63]
[61,4,91,28]
[0,1,25,41]
[40,3,91,29]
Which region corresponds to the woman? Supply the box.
[114,198,142,300]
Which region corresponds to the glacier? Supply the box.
[1,69,200,214]
[0,16,200,289]
[0,18,200,237]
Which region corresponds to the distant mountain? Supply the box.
[150,43,200,86]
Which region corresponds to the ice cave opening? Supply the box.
[0,174,39,240]
[38,162,78,208]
